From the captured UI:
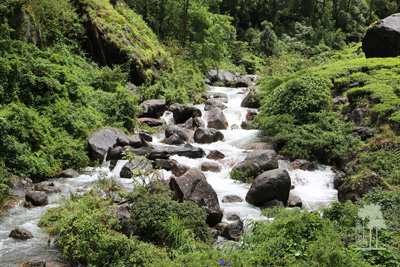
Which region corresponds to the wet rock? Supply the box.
[246,110,258,121]
[14,177,33,197]
[25,190,48,206]
[241,121,252,129]
[171,163,191,177]
[59,169,80,178]
[127,136,142,148]
[246,143,275,151]
[178,116,205,130]
[240,89,262,108]
[194,128,224,144]
[231,150,279,182]
[292,159,317,171]
[9,227,33,240]
[200,162,221,173]
[139,130,152,142]
[170,168,223,226]
[120,156,153,178]
[222,195,243,203]
[21,260,46,267]
[260,199,285,210]
[206,69,235,85]
[138,99,167,118]
[115,203,132,236]
[164,125,191,145]
[287,194,302,208]
[338,170,388,202]
[207,107,229,130]
[229,76,252,88]
[214,223,227,236]
[210,228,220,240]
[362,13,400,58]
[246,169,291,206]
[169,103,202,124]
[206,150,225,160]
[204,99,227,111]
[223,219,244,241]
[226,213,241,221]
[334,171,346,190]
[231,124,239,130]
[34,182,60,194]
[138,117,165,127]
[201,92,228,103]
[153,159,178,171]
[88,127,129,162]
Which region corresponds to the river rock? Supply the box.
[226,212,241,221]
[333,171,346,190]
[153,159,178,171]
[246,168,291,206]
[14,177,33,197]
[34,182,60,194]
[138,117,165,127]
[20,260,46,267]
[222,195,243,203]
[88,127,129,162]
[115,203,132,236]
[229,76,252,88]
[292,159,317,171]
[139,130,152,142]
[170,168,223,226]
[246,142,275,151]
[206,69,235,85]
[338,170,388,202]
[207,107,228,130]
[204,99,227,111]
[200,162,221,172]
[260,199,285,210]
[223,219,244,241]
[25,190,48,206]
[362,13,400,58]
[240,89,262,108]
[9,227,34,240]
[120,156,153,178]
[169,103,202,124]
[164,125,191,145]
[231,150,279,182]
[138,99,167,118]
[202,92,229,103]
[59,169,80,178]
[194,128,224,144]
[241,121,252,129]
[287,194,303,208]
[178,116,205,130]
[246,110,258,121]
[171,163,191,177]
[206,150,225,160]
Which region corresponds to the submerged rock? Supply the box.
[9,227,34,240]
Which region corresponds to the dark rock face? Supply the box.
[246,169,291,206]
[222,195,243,203]
[120,156,153,178]
[9,227,34,240]
[138,117,165,127]
[348,108,370,126]
[334,171,346,190]
[338,171,388,202]
[60,169,80,178]
[171,163,191,177]
[292,159,317,171]
[352,126,379,141]
[362,14,400,58]
[170,168,223,226]
[226,213,241,221]
[240,89,262,108]
[260,199,285,210]
[204,99,227,111]
[20,260,46,267]
[88,127,128,162]
[115,204,132,236]
[164,125,191,145]
[178,116,205,130]
[138,99,167,118]
[231,150,279,182]
[169,103,202,124]
[206,69,235,85]
[206,150,225,160]
[207,108,229,130]
[194,128,224,144]
[139,130,153,142]
[223,219,244,241]
[287,194,302,208]
[200,162,221,172]
[153,159,178,171]
[246,110,258,121]
[25,190,48,206]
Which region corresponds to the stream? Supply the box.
[0,86,338,266]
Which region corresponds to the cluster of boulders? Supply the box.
[205,69,257,88]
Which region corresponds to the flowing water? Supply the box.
[0,86,337,266]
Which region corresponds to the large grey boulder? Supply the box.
[246,168,291,206]
[204,99,227,111]
[206,69,235,85]
[88,127,128,162]
[231,150,278,182]
[240,89,262,108]
[9,227,34,240]
[170,168,223,226]
[169,103,202,124]
[120,156,153,178]
[223,219,244,241]
[25,190,48,206]
[363,13,400,58]
[60,169,80,178]
[207,107,229,130]
[202,92,229,103]
[194,128,224,144]
[138,99,167,118]
[114,204,132,236]
[164,125,191,145]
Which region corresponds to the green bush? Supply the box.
[130,189,212,245]
[0,161,13,207]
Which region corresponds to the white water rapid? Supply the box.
[0,86,337,266]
